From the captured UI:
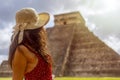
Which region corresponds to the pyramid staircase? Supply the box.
[47,24,75,76]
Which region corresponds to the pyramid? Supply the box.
[0,60,12,77]
[47,11,120,77]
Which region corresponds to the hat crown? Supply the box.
[16,8,38,24]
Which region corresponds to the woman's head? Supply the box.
[9,8,51,67]
[12,8,50,44]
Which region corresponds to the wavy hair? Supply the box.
[8,27,52,67]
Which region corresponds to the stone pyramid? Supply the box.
[0,60,12,77]
[47,11,120,77]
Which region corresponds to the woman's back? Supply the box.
[12,45,52,80]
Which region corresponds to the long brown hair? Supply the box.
[8,27,52,67]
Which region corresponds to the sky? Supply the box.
[0,0,120,64]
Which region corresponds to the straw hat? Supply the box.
[12,8,50,44]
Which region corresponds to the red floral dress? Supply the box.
[24,52,52,80]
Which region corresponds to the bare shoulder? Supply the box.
[12,45,27,67]
[16,45,31,56]
[17,45,37,60]
[17,45,29,52]
[13,45,28,62]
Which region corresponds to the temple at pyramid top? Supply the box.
[54,11,85,25]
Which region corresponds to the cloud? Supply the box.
[0,23,12,49]
[74,0,120,40]
[0,55,8,65]
[0,23,12,59]
[103,35,120,54]
[0,48,9,55]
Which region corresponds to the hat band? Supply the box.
[12,23,27,44]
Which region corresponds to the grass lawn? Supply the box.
[0,77,120,80]
[56,77,120,80]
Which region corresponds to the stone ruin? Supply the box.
[0,60,12,77]
[46,11,120,77]
[0,11,120,77]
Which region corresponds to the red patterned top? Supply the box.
[24,52,52,80]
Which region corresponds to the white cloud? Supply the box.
[103,35,120,54]
[79,0,120,16]
[0,23,12,49]
[85,18,97,31]
[0,55,8,65]
[45,14,54,28]
[78,0,120,39]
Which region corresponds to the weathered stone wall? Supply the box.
[63,24,120,77]
[47,24,75,76]
[54,11,85,26]
[0,60,12,77]
[47,12,120,77]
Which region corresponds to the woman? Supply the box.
[8,8,52,80]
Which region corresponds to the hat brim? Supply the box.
[37,12,50,27]
[25,12,50,30]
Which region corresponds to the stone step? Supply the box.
[66,68,120,73]
[49,33,72,40]
[71,46,108,51]
[69,49,118,57]
[74,31,94,37]
[71,42,107,49]
[69,53,117,59]
[67,60,120,66]
[71,46,117,53]
[70,49,117,58]
[74,29,91,34]
[68,55,119,64]
[74,25,89,31]
[73,35,100,43]
[48,26,74,39]
[71,52,113,56]
[73,41,105,45]
[54,23,78,27]
[64,70,120,77]
[65,63,120,74]
[73,37,99,43]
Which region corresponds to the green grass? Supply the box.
[0,77,120,80]
[56,77,120,80]
[0,78,11,80]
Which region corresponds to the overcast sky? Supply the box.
[0,0,120,64]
